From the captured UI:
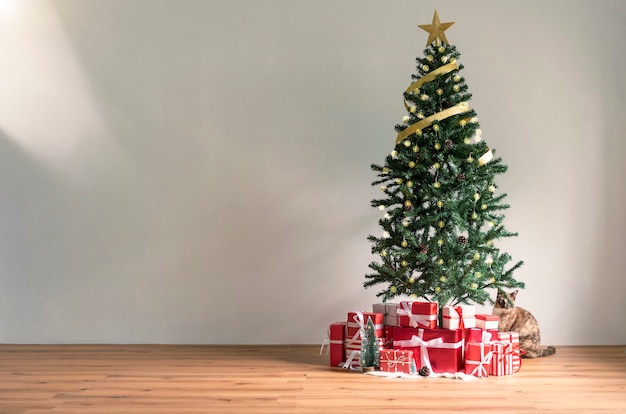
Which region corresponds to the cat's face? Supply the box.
[495,290,518,309]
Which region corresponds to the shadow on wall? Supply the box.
[0,127,76,340]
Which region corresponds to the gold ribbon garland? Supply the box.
[403,62,459,111]
[396,102,471,145]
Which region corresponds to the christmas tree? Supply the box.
[365,11,525,308]
[360,317,380,370]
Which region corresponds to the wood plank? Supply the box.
[0,345,623,413]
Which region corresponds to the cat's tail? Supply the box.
[541,346,556,357]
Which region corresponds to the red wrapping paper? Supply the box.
[464,342,494,378]
[489,342,514,376]
[466,327,499,343]
[346,311,384,342]
[328,322,346,367]
[398,301,438,329]
[497,331,522,373]
[379,349,415,374]
[392,327,464,374]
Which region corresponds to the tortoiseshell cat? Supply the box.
[492,290,556,358]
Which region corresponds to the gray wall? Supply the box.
[0,0,624,345]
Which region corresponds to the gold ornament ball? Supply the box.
[402,220,409,227]
[426,54,434,62]
[384,213,391,220]
[459,119,467,127]
[378,205,385,211]
[409,161,416,168]
[391,150,398,158]
[404,200,412,207]
[417,112,425,119]
[440,276,447,282]
[473,253,480,260]
[470,117,478,123]
[490,277,496,283]
[396,178,403,184]
[403,139,411,147]
[489,221,495,227]
[402,115,410,123]
[401,260,408,267]
[475,272,482,278]
[471,283,478,290]
[453,85,460,92]
[409,277,416,284]
[436,88,444,96]
[407,181,413,187]
[433,181,441,188]
[390,286,397,293]
[435,286,441,293]
[438,46,445,53]
[410,293,418,299]
[474,193,480,201]
[453,75,461,82]
[413,88,420,94]
[434,143,441,150]
[433,162,441,169]
[380,186,387,192]
[488,185,495,192]
[437,239,444,246]
[438,220,445,228]
[380,250,387,257]
[420,94,429,101]
[441,55,448,63]
[382,167,389,174]
[433,124,440,131]
[409,106,416,113]
[416,129,423,135]
[450,57,456,64]
[464,137,471,144]
[481,204,487,210]
[487,240,493,246]
[437,258,444,265]
[467,156,474,163]
[422,65,430,72]
[383,231,390,238]
[471,212,478,220]
[401,239,408,247]
[437,200,444,208]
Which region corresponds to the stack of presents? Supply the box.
[326,301,523,378]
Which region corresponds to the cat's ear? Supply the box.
[510,290,518,300]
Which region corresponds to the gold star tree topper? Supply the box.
[418,10,455,47]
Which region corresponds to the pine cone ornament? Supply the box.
[418,366,431,377]
[457,235,467,244]
[456,173,465,181]
[444,139,453,149]
[418,244,428,254]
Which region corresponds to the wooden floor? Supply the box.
[0,345,624,414]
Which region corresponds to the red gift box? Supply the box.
[466,327,499,343]
[497,331,522,373]
[442,305,476,330]
[327,322,346,367]
[379,349,416,374]
[393,327,464,374]
[398,301,438,329]
[465,342,495,378]
[347,311,384,343]
[475,314,499,330]
[489,342,514,376]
